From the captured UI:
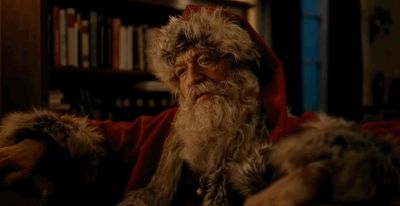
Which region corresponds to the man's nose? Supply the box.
[187,65,204,85]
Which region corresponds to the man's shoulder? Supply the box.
[133,107,178,132]
[137,107,178,122]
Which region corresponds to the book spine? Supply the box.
[76,13,82,68]
[112,18,121,70]
[74,15,79,67]
[132,26,138,70]
[119,25,127,70]
[137,25,147,71]
[97,14,106,68]
[145,27,157,73]
[126,26,133,71]
[81,20,90,68]
[52,6,60,66]
[89,11,98,68]
[59,9,67,66]
[66,8,78,67]
[105,17,113,67]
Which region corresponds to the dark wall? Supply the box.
[269,0,363,120]
[327,0,363,120]
[269,0,302,116]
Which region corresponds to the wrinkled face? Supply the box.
[173,47,233,104]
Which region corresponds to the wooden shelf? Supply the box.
[49,67,157,93]
[49,66,155,79]
[129,0,254,11]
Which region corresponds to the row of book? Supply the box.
[50,6,157,71]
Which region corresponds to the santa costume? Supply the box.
[0,4,400,206]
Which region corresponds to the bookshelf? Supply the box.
[0,0,253,120]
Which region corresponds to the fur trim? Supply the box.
[0,109,106,185]
[0,109,104,157]
[227,143,274,197]
[148,7,260,93]
[228,114,400,203]
[268,114,400,202]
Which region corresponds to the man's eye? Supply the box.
[175,67,187,78]
[197,56,214,66]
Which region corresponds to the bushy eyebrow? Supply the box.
[174,49,221,66]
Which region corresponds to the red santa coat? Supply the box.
[91,109,400,194]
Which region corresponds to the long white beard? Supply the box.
[173,68,264,173]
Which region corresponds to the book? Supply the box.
[80,20,90,68]
[126,26,133,71]
[112,18,121,70]
[136,25,147,71]
[48,13,53,65]
[105,17,113,67]
[145,27,158,73]
[48,90,71,113]
[89,11,98,68]
[48,89,64,104]
[133,80,168,92]
[52,6,60,66]
[49,103,71,112]
[59,9,67,66]
[76,14,82,68]
[119,25,127,70]
[132,26,139,70]
[66,8,78,67]
[97,13,106,68]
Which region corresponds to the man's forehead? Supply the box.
[174,47,219,63]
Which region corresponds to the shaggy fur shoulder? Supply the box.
[229,114,400,204]
[269,114,400,202]
[0,109,106,185]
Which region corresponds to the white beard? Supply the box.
[173,68,265,173]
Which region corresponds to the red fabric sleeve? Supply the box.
[361,120,400,137]
[274,112,400,142]
[90,108,178,190]
[271,112,318,143]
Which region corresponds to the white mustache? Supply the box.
[187,80,227,102]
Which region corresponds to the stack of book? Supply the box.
[48,90,71,113]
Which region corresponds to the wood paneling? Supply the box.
[1,0,47,112]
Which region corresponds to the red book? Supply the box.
[52,6,60,66]
[112,18,121,70]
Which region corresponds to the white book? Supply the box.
[145,27,157,73]
[133,80,168,92]
[49,98,62,104]
[49,90,64,99]
[59,9,67,66]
